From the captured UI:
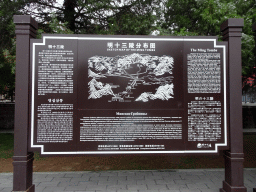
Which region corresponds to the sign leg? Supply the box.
[12,153,35,192]
[220,18,247,192]
[12,15,38,192]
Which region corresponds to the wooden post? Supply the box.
[12,15,38,192]
[220,19,247,192]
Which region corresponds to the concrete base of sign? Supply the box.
[220,181,247,192]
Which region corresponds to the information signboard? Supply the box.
[30,35,228,155]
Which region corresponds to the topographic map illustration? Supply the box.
[88,53,174,102]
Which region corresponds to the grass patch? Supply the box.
[0,133,46,160]
[128,162,147,170]
[178,157,198,169]
[34,152,47,161]
[0,133,255,170]
[0,133,14,159]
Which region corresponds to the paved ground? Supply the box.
[0,168,256,192]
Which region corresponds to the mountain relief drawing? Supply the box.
[88,53,174,102]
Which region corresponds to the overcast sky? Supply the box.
[56,0,64,7]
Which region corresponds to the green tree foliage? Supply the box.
[237,0,256,93]
[21,0,63,33]
[161,0,239,36]
[0,50,15,101]
[1,0,256,99]
[161,0,256,93]
[0,0,32,51]
[37,13,74,38]
[22,0,160,35]
[104,0,158,35]
[0,0,28,100]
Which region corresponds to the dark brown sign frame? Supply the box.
[29,35,229,155]
[12,15,247,192]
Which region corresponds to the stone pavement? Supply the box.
[0,168,256,192]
